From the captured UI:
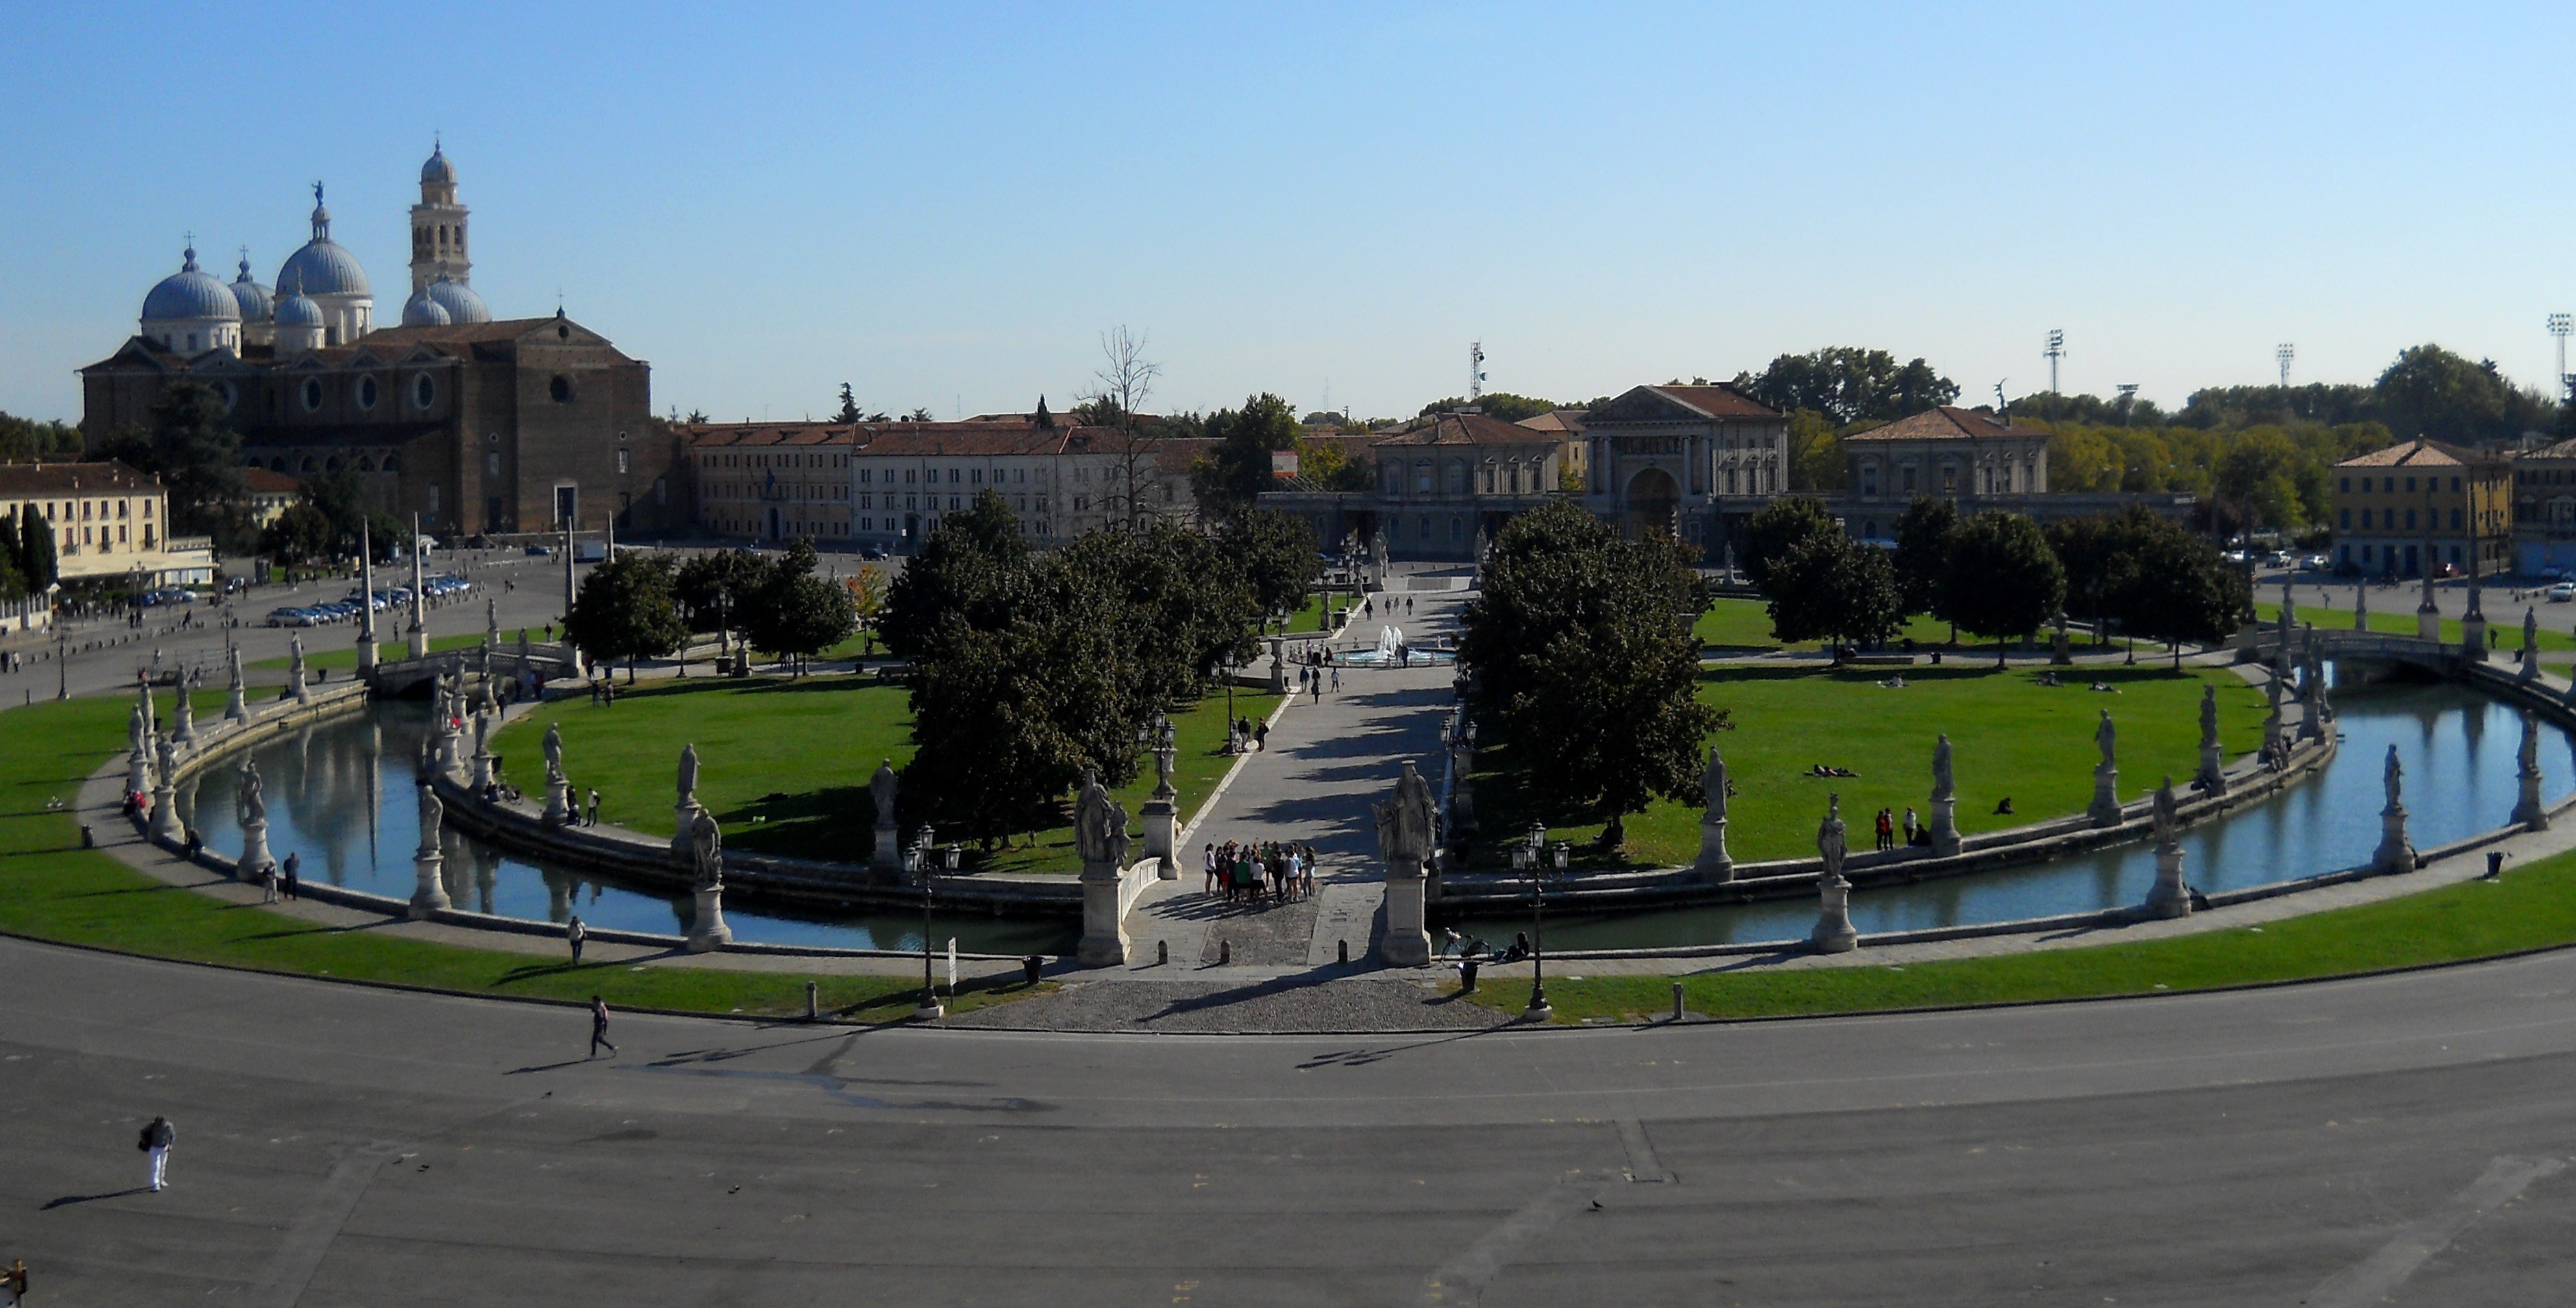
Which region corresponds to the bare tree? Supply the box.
[1081,326,1176,531]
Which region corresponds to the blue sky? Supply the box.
[6,3,2573,425]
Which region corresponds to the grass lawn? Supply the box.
[2273,600,2576,652]
[0,696,1043,1021]
[1693,597,1960,652]
[1283,593,1331,634]
[1464,663,2268,870]
[251,631,489,673]
[490,676,1278,875]
[1466,844,2576,1023]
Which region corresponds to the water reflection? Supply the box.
[1455,676,2576,951]
[178,701,1074,954]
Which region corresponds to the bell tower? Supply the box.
[410,138,470,294]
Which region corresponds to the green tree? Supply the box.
[295,468,404,560]
[564,551,689,680]
[0,411,83,464]
[880,491,1030,664]
[1784,408,1845,491]
[2373,345,2552,446]
[259,503,336,567]
[18,506,56,590]
[1412,392,1558,423]
[1733,347,1959,425]
[1942,512,2066,665]
[140,380,252,550]
[2104,517,2251,667]
[673,550,770,638]
[845,563,887,654]
[1740,495,1837,595]
[1187,392,1302,519]
[0,513,23,600]
[1459,500,1720,851]
[1219,508,1319,621]
[739,539,857,671]
[834,383,861,425]
[1763,530,1901,648]
[1890,496,1959,625]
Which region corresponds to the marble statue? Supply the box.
[1700,747,1729,822]
[2199,684,2220,747]
[2095,710,2116,769]
[542,722,565,779]
[2151,775,2179,846]
[1816,793,1848,883]
[1373,760,1437,872]
[688,808,724,892]
[238,758,266,825]
[1072,768,1131,869]
[677,743,700,802]
[417,775,445,848]
[155,734,176,787]
[1931,733,1955,798]
[871,759,898,824]
[2384,742,2401,805]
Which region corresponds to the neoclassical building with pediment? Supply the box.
[79,145,680,538]
[1576,384,1789,549]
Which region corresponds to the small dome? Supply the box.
[229,253,273,323]
[426,276,489,324]
[421,143,456,185]
[275,286,325,329]
[142,246,242,323]
[401,288,452,327]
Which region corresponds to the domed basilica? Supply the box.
[82,144,682,540]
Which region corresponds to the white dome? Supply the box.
[401,289,452,327]
[277,183,371,299]
[275,288,325,328]
[142,247,241,323]
[425,277,489,324]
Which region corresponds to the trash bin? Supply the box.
[1022,955,1044,986]
[1460,959,1480,992]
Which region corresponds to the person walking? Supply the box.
[1202,843,1218,895]
[1311,669,1322,702]
[567,915,587,964]
[139,1114,175,1192]
[281,851,300,901]
[586,788,602,827]
[260,863,279,904]
[1875,808,1894,852]
[1903,807,1920,845]
[1330,666,1341,693]
[589,996,617,1058]
[1254,719,1269,752]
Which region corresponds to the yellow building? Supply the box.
[2332,439,2510,578]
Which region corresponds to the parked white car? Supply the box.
[2548,582,2576,602]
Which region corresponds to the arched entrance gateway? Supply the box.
[1622,467,1680,538]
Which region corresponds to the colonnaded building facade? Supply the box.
[79,145,681,540]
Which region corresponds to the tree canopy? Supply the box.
[1890,496,1959,621]
[1186,392,1303,519]
[1733,347,1959,426]
[1762,530,1901,648]
[0,411,82,464]
[737,539,858,665]
[1458,500,1720,850]
[564,550,689,673]
[1941,512,2066,663]
[1739,495,1837,594]
[1412,392,1559,423]
[1217,508,1319,620]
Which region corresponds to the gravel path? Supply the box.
[948,975,1513,1033]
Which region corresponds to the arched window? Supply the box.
[413,374,435,409]
[550,375,574,404]
[485,451,502,476]
[301,378,323,412]
[357,376,378,410]
[382,452,401,473]
[323,456,341,472]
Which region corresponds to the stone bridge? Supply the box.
[367,642,578,697]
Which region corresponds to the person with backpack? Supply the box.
[589,996,617,1058]
[139,1115,176,1192]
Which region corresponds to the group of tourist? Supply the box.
[1870,806,1931,851]
[1202,839,1318,904]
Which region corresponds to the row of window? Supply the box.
[25,497,154,522]
[2339,506,2504,532]
[702,452,848,470]
[714,514,1068,541]
[2340,474,2473,495]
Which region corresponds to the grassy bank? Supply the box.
[1465,662,2267,869]
[0,697,1041,1020]
[489,676,1278,874]
[1465,845,2576,1022]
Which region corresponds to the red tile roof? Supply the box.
[2335,438,2502,469]
[0,460,164,496]
[682,423,861,449]
[1373,413,1560,449]
[1842,406,2050,443]
[1517,409,1588,434]
[1644,384,1777,419]
[242,467,301,494]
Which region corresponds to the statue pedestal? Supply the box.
[1141,798,1178,879]
[1696,817,1733,883]
[127,749,150,800]
[2145,845,2190,919]
[1929,797,1960,858]
[2375,803,2416,874]
[2522,648,2541,680]
[1381,865,1431,965]
[173,698,194,745]
[543,775,573,826]
[1811,877,1858,954]
[2462,614,2488,660]
[149,782,184,844]
[2088,766,2121,827]
[686,886,732,952]
[871,822,898,875]
[1076,859,1129,967]
[238,818,273,882]
[2416,606,2441,642]
[471,751,493,791]
[2514,768,2549,831]
[225,685,248,723]
[409,631,430,659]
[2195,745,2227,795]
[436,731,460,778]
[357,640,378,673]
[2051,631,2073,666]
[410,849,449,919]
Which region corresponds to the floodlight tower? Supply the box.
[2044,329,2065,393]
[1468,341,1487,403]
[2277,343,2295,388]
[2549,313,2572,395]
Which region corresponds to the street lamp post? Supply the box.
[1514,821,1556,1020]
[55,627,68,702]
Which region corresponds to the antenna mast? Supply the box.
[2044,329,2065,393]
[2550,314,2573,398]
[2276,343,2295,388]
[1468,341,1486,404]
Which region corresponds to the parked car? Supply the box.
[266,606,316,627]
[859,542,888,560]
[525,544,553,557]
[2549,582,2576,602]
[2299,554,2331,572]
